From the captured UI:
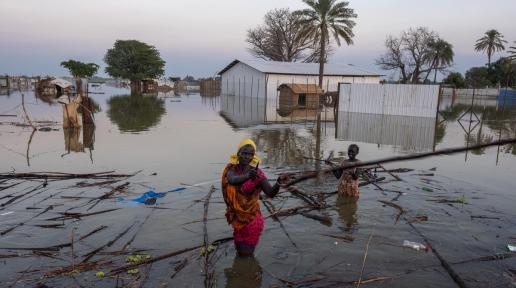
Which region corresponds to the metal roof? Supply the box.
[50,77,73,88]
[218,59,381,77]
[278,83,323,94]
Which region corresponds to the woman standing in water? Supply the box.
[221,139,283,257]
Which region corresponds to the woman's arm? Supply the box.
[226,167,257,185]
[259,179,280,198]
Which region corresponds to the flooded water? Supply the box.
[1,86,515,287]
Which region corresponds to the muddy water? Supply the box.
[0,87,515,287]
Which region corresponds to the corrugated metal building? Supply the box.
[218,59,381,123]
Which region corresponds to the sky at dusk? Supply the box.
[1,0,515,78]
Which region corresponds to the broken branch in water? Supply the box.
[108,237,233,275]
[43,260,111,278]
[319,233,354,242]
[79,225,108,241]
[407,222,468,288]
[299,211,332,226]
[21,94,36,130]
[170,257,189,279]
[378,200,405,223]
[0,171,138,181]
[81,222,136,263]
[87,182,130,211]
[202,185,216,288]
[261,196,298,248]
[46,208,120,221]
[356,224,376,288]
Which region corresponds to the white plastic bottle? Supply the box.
[403,240,426,251]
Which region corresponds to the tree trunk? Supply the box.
[81,96,94,125]
[433,69,438,84]
[318,28,326,88]
[130,80,140,95]
[75,77,83,96]
[83,124,95,150]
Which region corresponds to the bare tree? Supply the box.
[246,8,332,63]
[376,27,453,83]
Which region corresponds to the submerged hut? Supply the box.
[278,84,323,110]
[37,77,73,97]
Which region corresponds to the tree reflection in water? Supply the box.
[107,94,165,132]
[224,256,262,288]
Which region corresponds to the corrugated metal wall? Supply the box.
[339,84,439,118]
[220,62,266,98]
[336,112,435,152]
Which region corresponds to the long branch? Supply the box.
[285,138,516,187]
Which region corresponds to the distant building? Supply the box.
[141,79,158,95]
[0,76,8,89]
[200,78,221,97]
[174,80,187,94]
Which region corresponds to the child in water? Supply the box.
[327,144,361,198]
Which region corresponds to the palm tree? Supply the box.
[474,29,507,68]
[509,41,516,61]
[425,38,454,83]
[295,0,357,88]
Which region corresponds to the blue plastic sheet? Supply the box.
[131,191,166,204]
[118,187,187,205]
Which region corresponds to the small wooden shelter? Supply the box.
[277,84,323,110]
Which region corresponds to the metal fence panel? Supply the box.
[338,83,439,118]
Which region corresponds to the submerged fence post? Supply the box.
[433,84,442,151]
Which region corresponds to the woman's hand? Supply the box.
[276,175,289,187]
[245,169,258,180]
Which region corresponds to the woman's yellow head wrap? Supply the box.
[229,138,260,166]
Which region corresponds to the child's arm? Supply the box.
[324,160,345,179]
[350,160,361,180]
